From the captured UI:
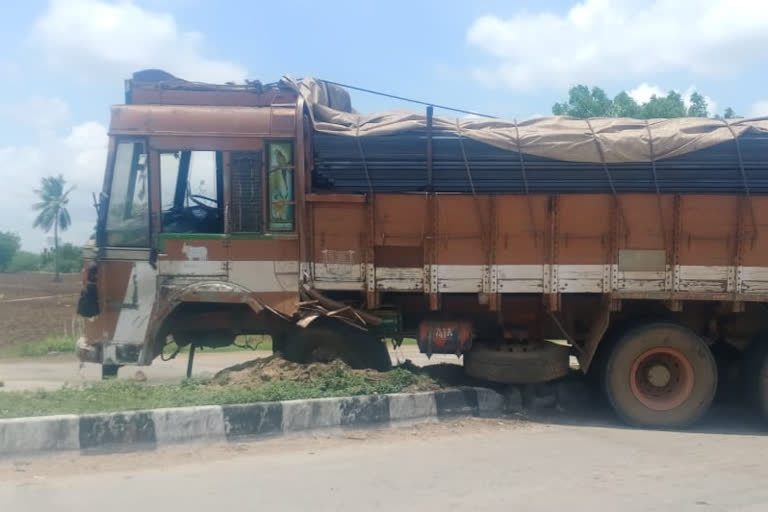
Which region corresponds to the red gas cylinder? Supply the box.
[417,320,473,357]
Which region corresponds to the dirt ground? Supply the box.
[0,273,80,347]
[213,355,398,385]
[212,353,466,391]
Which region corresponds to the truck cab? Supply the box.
[77,70,307,372]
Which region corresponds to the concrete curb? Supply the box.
[0,386,524,457]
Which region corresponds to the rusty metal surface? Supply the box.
[109,105,296,139]
[129,87,296,107]
[578,295,613,372]
[83,260,132,345]
[300,285,382,328]
[127,72,297,107]
[298,190,768,307]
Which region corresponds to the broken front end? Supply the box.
[74,71,394,376]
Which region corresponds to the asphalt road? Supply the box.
[2,413,768,512]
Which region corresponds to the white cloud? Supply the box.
[467,0,768,90]
[750,101,768,118]
[628,83,665,105]
[31,0,246,83]
[0,119,108,251]
[626,83,717,115]
[0,96,70,130]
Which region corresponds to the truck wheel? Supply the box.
[281,320,392,371]
[604,323,717,429]
[464,340,571,384]
[742,336,768,422]
[271,333,286,355]
[101,364,121,379]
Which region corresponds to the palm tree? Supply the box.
[33,175,74,282]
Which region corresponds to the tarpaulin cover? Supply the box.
[284,76,768,164]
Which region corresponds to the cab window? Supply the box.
[160,150,223,233]
[105,140,150,247]
[267,142,295,231]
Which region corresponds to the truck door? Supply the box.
[96,138,158,365]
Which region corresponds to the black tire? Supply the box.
[604,323,717,429]
[464,340,571,384]
[101,364,120,379]
[281,319,392,371]
[742,336,768,422]
[271,332,287,355]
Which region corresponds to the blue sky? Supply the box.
[3,0,768,250]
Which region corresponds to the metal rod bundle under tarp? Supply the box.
[312,129,768,194]
[281,76,768,195]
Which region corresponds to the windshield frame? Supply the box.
[98,136,151,248]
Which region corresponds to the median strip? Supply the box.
[0,387,524,456]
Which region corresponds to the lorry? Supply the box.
[77,69,768,429]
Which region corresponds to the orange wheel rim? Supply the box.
[630,347,694,411]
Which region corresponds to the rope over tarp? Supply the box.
[283,76,768,165]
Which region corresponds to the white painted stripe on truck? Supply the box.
[740,266,768,293]
[100,247,152,260]
[436,264,483,293]
[229,260,299,293]
[158,260,299,293]
[314,262,363,281]
[112,262,157,346]
[497,265,545,293]
[677,265,730,293]
[556,265,607,293]
[150,260,764,295]
[158,260,227,277]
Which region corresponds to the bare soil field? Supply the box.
[0,273,80,347]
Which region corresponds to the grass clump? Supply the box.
[0,363,439,419]
[0,336,75,358]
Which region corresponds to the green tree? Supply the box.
[687,92,708,117]
[551,85,614,118]
[641,92,687,119]
[0,232,20,272]
[612,91,641,118]
[49,243,83,273]
[6,251,41,272]
[724,107,736,119]
[32,175,74,281]
[552,85,714,119]
[551,102,568,116]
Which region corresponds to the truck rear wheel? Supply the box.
[742,337,768,422]
[281,319,392,371]
[604,323,717,429]
[464,340,571,384]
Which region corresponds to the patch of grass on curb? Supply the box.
[0,336,76,358]
[0,366,437,419]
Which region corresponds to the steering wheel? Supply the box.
[189,193,217,210]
